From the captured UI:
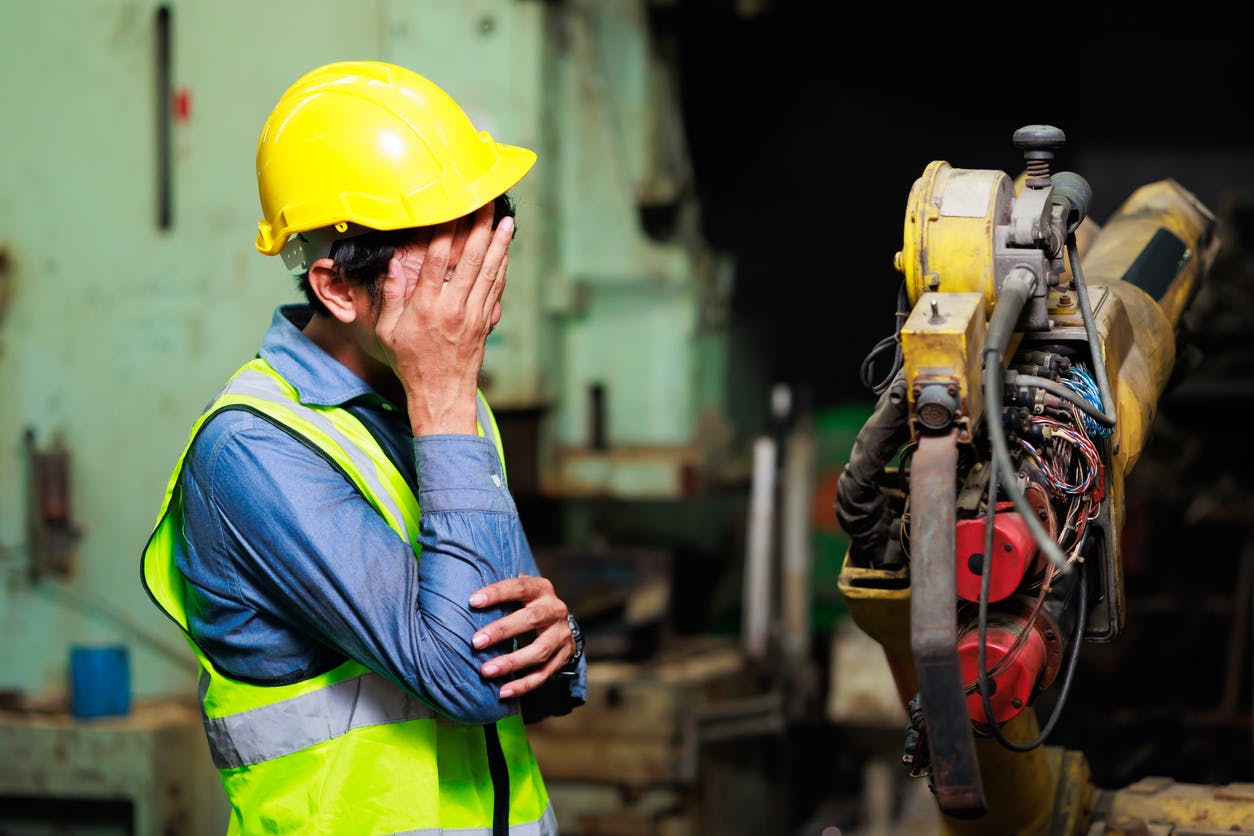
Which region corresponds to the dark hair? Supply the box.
[297,192,517,316]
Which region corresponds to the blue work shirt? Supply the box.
[176,304,586,724]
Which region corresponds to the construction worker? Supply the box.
[142,61,584,835]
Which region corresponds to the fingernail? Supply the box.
[482,663,499,677]
[499,686,515,698]
[469,593,486,607]
[500,217,514,235]
[472,633,489,649]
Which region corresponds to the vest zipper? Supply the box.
[484,722,510,836]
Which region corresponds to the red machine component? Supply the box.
[954,506,1039,602]
[957,616,1048,724]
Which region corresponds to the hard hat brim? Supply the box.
[255,142,537,257]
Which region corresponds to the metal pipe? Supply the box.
[742,435,777,660]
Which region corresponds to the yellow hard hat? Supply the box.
[254,60,536,258]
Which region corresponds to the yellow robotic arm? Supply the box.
[837,125,1223,833]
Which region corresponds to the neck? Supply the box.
[302,312,404,404]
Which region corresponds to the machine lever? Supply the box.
[909,430,987,817]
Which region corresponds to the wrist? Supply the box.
[406,392,478,436]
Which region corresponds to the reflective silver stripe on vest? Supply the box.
[202,670,440,769]
[389,804,559,836]
[223,367,413,543]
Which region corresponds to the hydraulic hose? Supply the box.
[836,369,910,564]
[983,267,1071,572]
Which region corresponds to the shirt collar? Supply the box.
[258,304,385,408]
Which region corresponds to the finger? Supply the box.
[484,630,573,698]
[471,600,565,652]
[480,628,566,679]
[469,574,547,609]
[498,666,562,699]
[482,253,509,322]
[447,211,475,275]
[444,204,495,300]
[414,221,455,301]
[390,248,424,303]
[374,255,409,336]
[466,215,513,315]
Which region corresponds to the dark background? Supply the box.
[661,4,1254,408]
[658,2,1254,791]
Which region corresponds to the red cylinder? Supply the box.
[957,616,1048,724]
[954,509,1038,602]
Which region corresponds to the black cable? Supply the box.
[860,282,909,395]
[1066,235,1117,428]
[975,458,1088,752]
[983,270,1071,572]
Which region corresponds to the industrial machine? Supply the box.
[836,125,1251,833]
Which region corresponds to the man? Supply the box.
[142,60,584,835]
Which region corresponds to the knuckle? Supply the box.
[425,250,450,272]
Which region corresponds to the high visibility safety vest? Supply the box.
[142,357,555,836]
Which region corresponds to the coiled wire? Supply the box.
[1063,364,1113,438]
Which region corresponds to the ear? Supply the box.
[307,258,359,323]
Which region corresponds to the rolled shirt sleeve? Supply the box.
[417,434,588,710]
[179,412,563,724]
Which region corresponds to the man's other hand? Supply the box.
[468,574,577,698]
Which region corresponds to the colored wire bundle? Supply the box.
[970,344,1107,750]
[1063,364,1113,438]
[1016,416,1102,496]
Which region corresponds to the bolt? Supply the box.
[1011,697,1023,709]
[1013,125,1066,189]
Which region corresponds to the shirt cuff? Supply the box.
[414,434,517,515]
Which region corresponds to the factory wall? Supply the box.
[0,0,730,707]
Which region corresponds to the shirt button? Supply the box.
[491,474,502,488]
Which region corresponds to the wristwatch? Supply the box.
[555,614,584,678]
